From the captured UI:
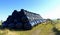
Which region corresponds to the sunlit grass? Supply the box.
[54,20,60,31]
[0,22,1,25]
[55,23,60,31]
[39,23,55,35]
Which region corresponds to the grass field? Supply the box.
[0,20,60,35]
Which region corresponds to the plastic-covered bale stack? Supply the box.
[2,9,44,30]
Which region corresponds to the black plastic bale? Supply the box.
[6,15,14,23]
[2,21,8,28]
[12,10,18,16]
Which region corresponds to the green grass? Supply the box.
[39,23,55,35]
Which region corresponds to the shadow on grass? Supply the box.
[7,27,32,31]
[53,27,60,35]
[0,25,31,31]
[0,25,5,30]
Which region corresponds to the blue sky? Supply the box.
[0,0,60,21]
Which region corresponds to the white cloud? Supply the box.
[42,5,60,19]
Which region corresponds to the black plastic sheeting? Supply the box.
[2,9,44,30]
